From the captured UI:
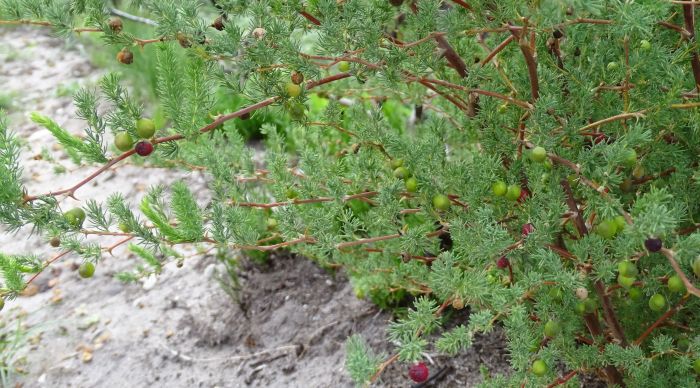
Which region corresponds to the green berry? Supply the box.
[136,118,156,139]
[574,301,587,315]
[64,208,86,229]
[694,359,700,374]
[266,218,279,230]
[584,298,597,313]
[0,298,4,311]
[492,181,507,197]
[393,166,410,179]
[613,215,626,231]
[619,179,634,193]
[618,260,638,277]
[622,149,637,168]
[405,177,418,193]
[432,194,451,211]
[677,337,690,352]
[390,159,404,169]
[628,287,642,301]
[530,146,547,163]
[543,320,561,338]
[114,132,134,152]
[595,219,618,239]
[497,104,508,114]
[532,359,548,377]
[286,188,299,199]
[78,262,95,278]
[505,185,521,201]
[607,61,619,71]
[285,82,302,97]
[648,293,666,311]
[640,39,651,51]
[667,275,686,294]
[338,61,350,72]
[617,274,635,289]
[119,223,132,233]
[548,287,563,302]
[693,257,700,278]
[289,102,306,120]
[632,164,645,179]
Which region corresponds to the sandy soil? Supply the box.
[0,27,514,388]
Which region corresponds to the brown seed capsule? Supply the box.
[50,237,61,248]
[575,287,589,300]
[116,48,133,65]
[177,32,192,48]
[290,71,304,85]
[108,17,123,33]
[452,297,464,310]
[211,16,225,31]
[252,27,266,40]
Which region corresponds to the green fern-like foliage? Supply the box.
[1,1,700,387]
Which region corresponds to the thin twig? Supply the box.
[660,248,700,298]
[109,7,158,26]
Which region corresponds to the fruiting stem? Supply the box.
[450,0,473,11]
[25,71,352,202]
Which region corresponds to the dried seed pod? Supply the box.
[252,27,266,40]
[177,32,192,48]
[290,71,304,85]
[116,48,133,65]
[108,17,123,33]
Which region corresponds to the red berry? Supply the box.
[135,141,154,156]
[522,223,535,237]
[644,237,662,253]
[408,362,429,383]
[497,256,509,269]
[518,188,529,203]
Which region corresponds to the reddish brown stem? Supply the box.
[634,296,689,345]
[682,4,700,89]
[434,35,468,78]
[25,72,353,202]
[509,23,539,101]
[547,370,578,388]
[480,35,515,67]
[298,11,321,26]
[450,0,473,10]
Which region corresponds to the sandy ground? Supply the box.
[0,27,514,388]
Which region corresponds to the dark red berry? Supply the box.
[408,362,429,383]
[644,237,662,253]
[522,223,535,237]
[211,16,225,31]
[552,29,563,39]
[497,256,509,269]
[518,188,529,203]
[135,141,154,156]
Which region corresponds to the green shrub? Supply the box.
[2,1,700,387]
